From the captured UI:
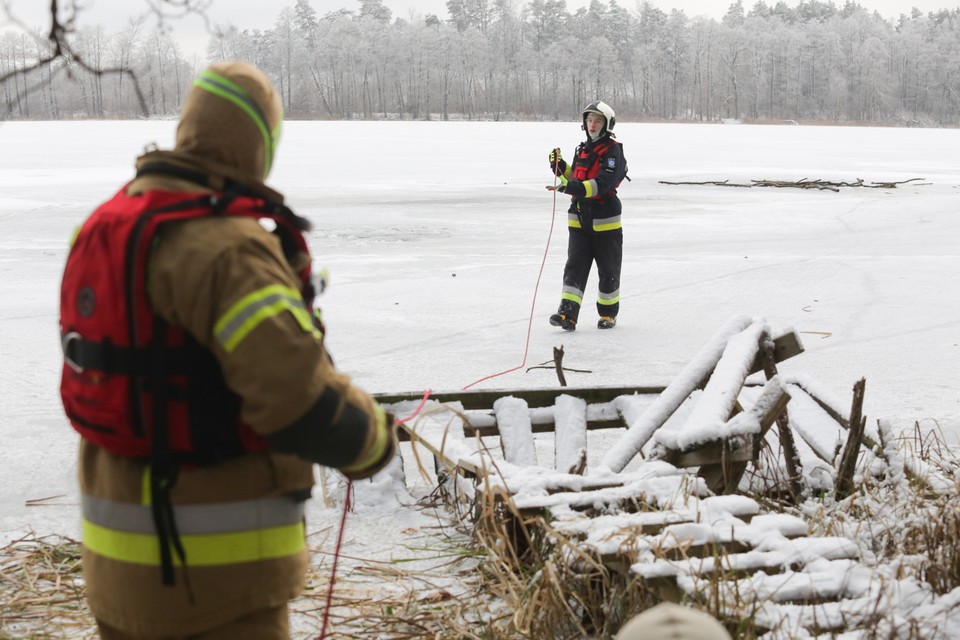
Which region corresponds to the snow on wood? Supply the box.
[748,513,808,539]
[668,320,769,451]
[785,372,886,448]
[508,472,707,514]
[782,382,847,463]
[493,396,537,467]
[587,399,629,424]
[675,373,786,452]
[554,394,587,475]
[600,315,756,473]
[552,494,762,554]
[634,537,860,580]
[685,557,865,602]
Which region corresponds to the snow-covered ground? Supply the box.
[1,120,958,635]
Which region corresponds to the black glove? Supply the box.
[340,411,399,481]
[548,148,567,176]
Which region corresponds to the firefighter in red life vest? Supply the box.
[546,100,628,330]
[59,61,397,639]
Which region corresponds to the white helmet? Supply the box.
[614,603,732,640]
[582,100,616,135]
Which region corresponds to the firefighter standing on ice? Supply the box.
[546,100,628,331]
[59,61,397,639]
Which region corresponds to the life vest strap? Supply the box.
[62,333,189,375]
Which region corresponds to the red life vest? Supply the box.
[571,138,624,201]
[60,185,316,464]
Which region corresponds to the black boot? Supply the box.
[549,313,577,331]
[597,316,617,329]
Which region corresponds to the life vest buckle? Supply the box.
[62,331,85,373]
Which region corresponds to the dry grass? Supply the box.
[5,421,960,639]
[0,533,96,639]
[457,420,960,640]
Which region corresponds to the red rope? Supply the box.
[318,389,432,639]
[461,165,559,391]
[317,479,351,640]
[395,388,433,425]
[319,161,560,635]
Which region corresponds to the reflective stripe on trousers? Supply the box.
[567,213,622,231]
[82,494,306,566]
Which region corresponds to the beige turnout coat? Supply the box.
[67,62,395,636]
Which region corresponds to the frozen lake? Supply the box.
[1,119,958,543]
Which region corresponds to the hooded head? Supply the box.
[133,61,284,198]
[175,61,284,184]
[614,603,732,640]
[582,100,616,141]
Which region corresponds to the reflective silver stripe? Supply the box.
[83,495,305,535]
[593,215,622,231]
[567,213,582,228]
[598,288,621,305]
[562,284,584,299]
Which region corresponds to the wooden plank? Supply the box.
[396,417,627,441]
[494,397,537,466]
[375,384,666,410]
[748,329,804,374]
[671,438,756,468]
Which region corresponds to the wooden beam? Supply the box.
[396,417,627,441]
[376,384,667,410]
[748,329,804,375]
[671,439,756,468]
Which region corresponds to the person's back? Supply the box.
[61,61,396,639]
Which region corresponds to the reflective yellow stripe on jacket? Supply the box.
[214,284,320,353]
[81,494,306,567]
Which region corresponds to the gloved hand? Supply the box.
[557,179,586,198]
[548,148,567,176]
[339,411,399,481]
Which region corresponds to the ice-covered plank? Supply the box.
[555,394,587,474]
[748,513,808,539]
[633,538,860,581]
[678,557,870,603]
[782,382,847,463]
[553,495,762,556]
[493,396,537,467]
[600,315,756,473]
[509,473,708,515]
[667,320,768,451]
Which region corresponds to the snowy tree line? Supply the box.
[3,0,960,125]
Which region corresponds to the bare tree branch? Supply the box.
[1,0,212,118]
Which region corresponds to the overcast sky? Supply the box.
[3,0,957,59]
